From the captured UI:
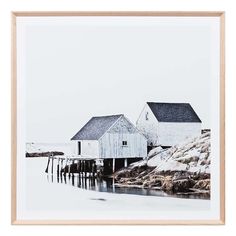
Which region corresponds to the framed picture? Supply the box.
[12,11,225,225]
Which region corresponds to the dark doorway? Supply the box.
[78,141,81,155]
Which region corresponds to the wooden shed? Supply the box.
[71,114,147,173]
[136,102,202,148]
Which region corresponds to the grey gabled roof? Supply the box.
[71,114,123,140]
[147,102,201,123]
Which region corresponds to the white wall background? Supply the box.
[0,0,235,236]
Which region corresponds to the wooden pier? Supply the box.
[45,154,142,177]
[45,155,98,177]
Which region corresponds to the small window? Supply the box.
[145,112,149,120]
[122,141,128,146]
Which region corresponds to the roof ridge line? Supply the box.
[92,114,123,118]
[147,101,190,104]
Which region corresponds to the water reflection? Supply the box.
[45,173,209,199]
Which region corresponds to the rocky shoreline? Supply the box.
[114,132,211,199]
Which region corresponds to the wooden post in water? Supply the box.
[57,158,60,176]
[82,160,85,177]
[83,160,86,177]
[84,162,87,189]
[92,161,95,178]
[72,173,75,186]
[90,160,93,177]
[76,160,79,173]
[60,159,63,183]
[79,160,82,174]
[60,159,64,175]
[88,160,90,177]
[94,161,97,176]
[45,156,50,173]
[87,160,89,175]
[68,159,71,177]
[51,155,54,174]
[64,158,68,176]
[85,160,87,177]
[72,160,75,180]
[78,168,81,187]
[78,160,81,175]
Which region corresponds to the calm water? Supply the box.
[47,173,170,197]
[27,157,208,200]
[46,173,209,200]
[22,158,210,219]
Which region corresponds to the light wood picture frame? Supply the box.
[11,11,225,225]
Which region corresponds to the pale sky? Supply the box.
[17,16,220,142]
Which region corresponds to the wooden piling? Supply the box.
[79,160,82,174]
[63,173,67,184]
[51,156,54,174]
[76,160,79,173]
[64,158,68,176]
[45,156,50,173]
[94,161,97,176]
[82,161,85,177]
[71,160,75,177]
[84,161,87,178]
[78,172,81,187]
[77,175,80,188]
[68,159,71,176]
[90,160,93,176]
[88,160,91,177]
[72,174,75,186]
[84,172,87,188]
[87,160,89,173]
[60,159,64,177]
[57,158,60,176]
[92,161,95,178]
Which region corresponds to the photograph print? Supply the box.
[12,12,225,224]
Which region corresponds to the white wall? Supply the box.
[136,104,159,146]
[81,140,99,158]
[100,116,147,158]
[99,133,147,158]
[158,122,202,146]
[137,104,202,147]
[72,116,148,159]
[72,140,99,158]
